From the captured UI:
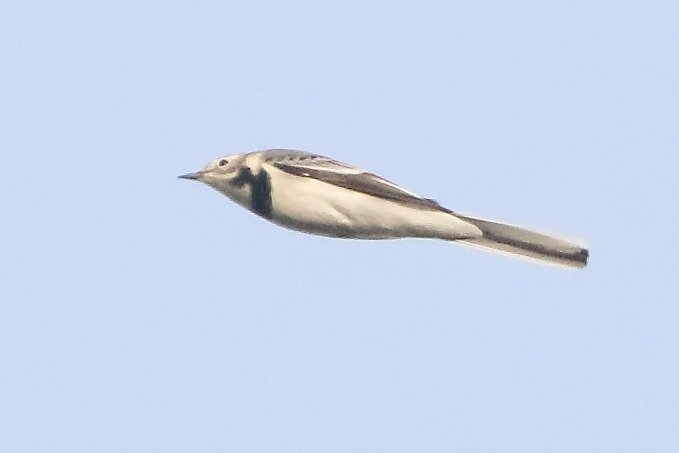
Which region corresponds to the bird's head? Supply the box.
[178,153,255,203]
[178,154,243,183]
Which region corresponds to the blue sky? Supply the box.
[1,1,677,451]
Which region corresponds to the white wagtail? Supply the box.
[179,149,588,268]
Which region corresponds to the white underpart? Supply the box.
[263,163,483,240]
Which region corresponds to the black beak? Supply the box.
[177,171,202,180]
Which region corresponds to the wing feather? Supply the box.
[263,150,447,212]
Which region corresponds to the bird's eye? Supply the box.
[218,159,228,166]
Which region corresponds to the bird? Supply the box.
[179,149,588,268]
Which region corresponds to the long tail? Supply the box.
[454,214,589,269]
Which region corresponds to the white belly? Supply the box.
[266,166,482,240]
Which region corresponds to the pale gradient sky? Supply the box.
[1,1,678,452]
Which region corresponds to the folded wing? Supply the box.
[267,150,446,211]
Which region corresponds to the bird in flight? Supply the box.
[179,149,588,268]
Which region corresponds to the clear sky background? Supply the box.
[1,1,678,452]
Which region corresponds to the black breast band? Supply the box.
[233,167,273,219]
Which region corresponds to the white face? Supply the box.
[197,155,242,183]
[195,154,255,208]
[179,154,252,206]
